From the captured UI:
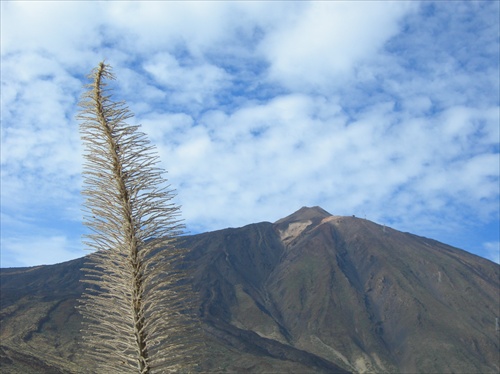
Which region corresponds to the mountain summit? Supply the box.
[274,206,334,247]
[275,205,333,223]
[1,208,499,373]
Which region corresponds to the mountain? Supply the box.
[1,207,499,373]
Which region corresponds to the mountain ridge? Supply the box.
[1,207,499,373]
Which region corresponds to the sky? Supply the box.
[1,1,499,268]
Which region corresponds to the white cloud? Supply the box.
[0,54,83,216]
[143,52,231,111]
[150,92,498,236]
[1,1,103,69]
[104,2,229,55]
[260,2,416,91]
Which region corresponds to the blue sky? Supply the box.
[1,1,499,267]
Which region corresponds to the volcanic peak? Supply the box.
[274,206,333,225]
[274,206,336,247]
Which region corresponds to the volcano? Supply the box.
[1,207,499,373]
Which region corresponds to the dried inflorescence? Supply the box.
[77,62,203,373]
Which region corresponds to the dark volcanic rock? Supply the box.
[1,207,499,373]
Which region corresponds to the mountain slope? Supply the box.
[1,207,499,373]
[268,208,499,372]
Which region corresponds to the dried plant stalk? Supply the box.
[77,62,202,373]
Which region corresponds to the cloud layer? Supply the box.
[1,1,499,266]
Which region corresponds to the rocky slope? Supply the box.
[1,207,499,373]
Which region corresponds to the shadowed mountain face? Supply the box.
[1,207,499,373]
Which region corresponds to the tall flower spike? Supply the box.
[77,62,203,373]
